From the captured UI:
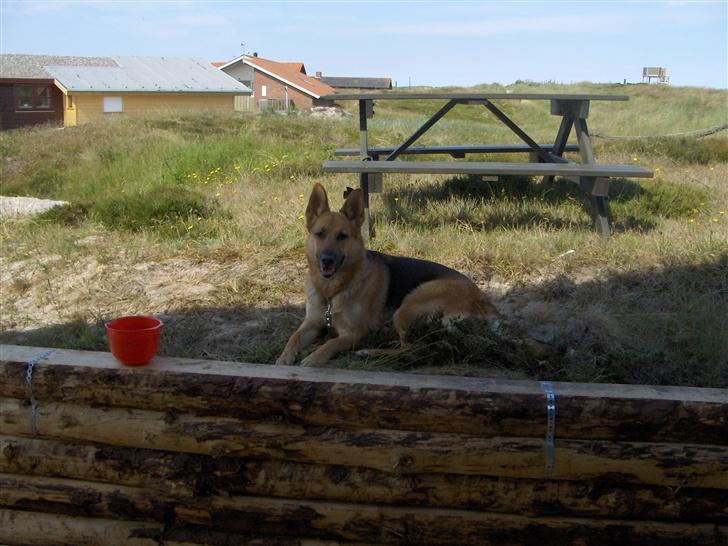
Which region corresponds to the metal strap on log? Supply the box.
[24,348,55,436]
[541,381,556,480]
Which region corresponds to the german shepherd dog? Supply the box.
[276,183,500,366]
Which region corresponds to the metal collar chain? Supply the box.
[540,381,556,480]
[324,299,333,329]
[25,348,56,435]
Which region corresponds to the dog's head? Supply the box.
[305,183,366,280]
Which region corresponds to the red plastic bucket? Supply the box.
[105,315,164,366]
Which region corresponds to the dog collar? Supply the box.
[324,299,333,329]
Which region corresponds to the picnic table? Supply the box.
[321,92,653,238]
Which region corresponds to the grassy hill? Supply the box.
[1,82,726,387]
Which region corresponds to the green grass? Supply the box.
[1,82,727,387]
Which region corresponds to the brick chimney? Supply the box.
[315,71,322,78]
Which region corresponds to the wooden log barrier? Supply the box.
[1,345,726,444]
[2,397,727,487]
[2,435,726,523]
[0,344,727,545]
[1,479,726,546]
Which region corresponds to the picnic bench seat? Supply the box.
[322,160,653,238]
[322,160,651,179]
[334,143,579,159]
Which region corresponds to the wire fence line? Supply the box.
[592,123,728,140]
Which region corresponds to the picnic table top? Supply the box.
[322,92,629,101]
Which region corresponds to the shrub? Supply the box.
[36,203,89,226]
[92,186,210,231]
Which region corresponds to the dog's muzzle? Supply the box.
[318,250,344,279]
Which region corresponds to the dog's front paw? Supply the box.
[275,352,296,366]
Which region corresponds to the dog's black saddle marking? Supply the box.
[368,250,466,310]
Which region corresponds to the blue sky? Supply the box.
[2,1,726,88]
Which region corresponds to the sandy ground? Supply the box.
[0,196,69,217]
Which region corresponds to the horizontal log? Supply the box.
[0,473,170,522]
[3,435,725,522]
[0,508,160,546]
[2,399,727,488]
[0,434,196,496]
[0,509,355,546]
[1,482,726,546]
[1,345,726,444]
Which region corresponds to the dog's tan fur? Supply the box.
[276,183,498,366]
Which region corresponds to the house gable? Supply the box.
[219,55,335,100]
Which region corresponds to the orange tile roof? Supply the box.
[281,62,305,73]
[211,61,226,68]
[242,55,335,99]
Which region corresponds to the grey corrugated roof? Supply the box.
[46,56,251,93]
[320,76,392,90]
[0,54,117,79]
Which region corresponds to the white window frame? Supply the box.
[261,85,267,97]
[103,96,123,113]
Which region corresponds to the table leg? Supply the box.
[590,192,612,239]
[542,115,574,184]
[359,100,373,237]
[574,117,611,238]
[359,173,371,237]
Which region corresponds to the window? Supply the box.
[261,85,267,97]
[103,96,123,113]
[15,85,53,110]
[36,87,51,109]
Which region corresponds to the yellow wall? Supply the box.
[63,94,77,127]
[67,93,237,126]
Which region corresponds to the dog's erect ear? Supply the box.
[340,188,364,229]
[306,183,330,230]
